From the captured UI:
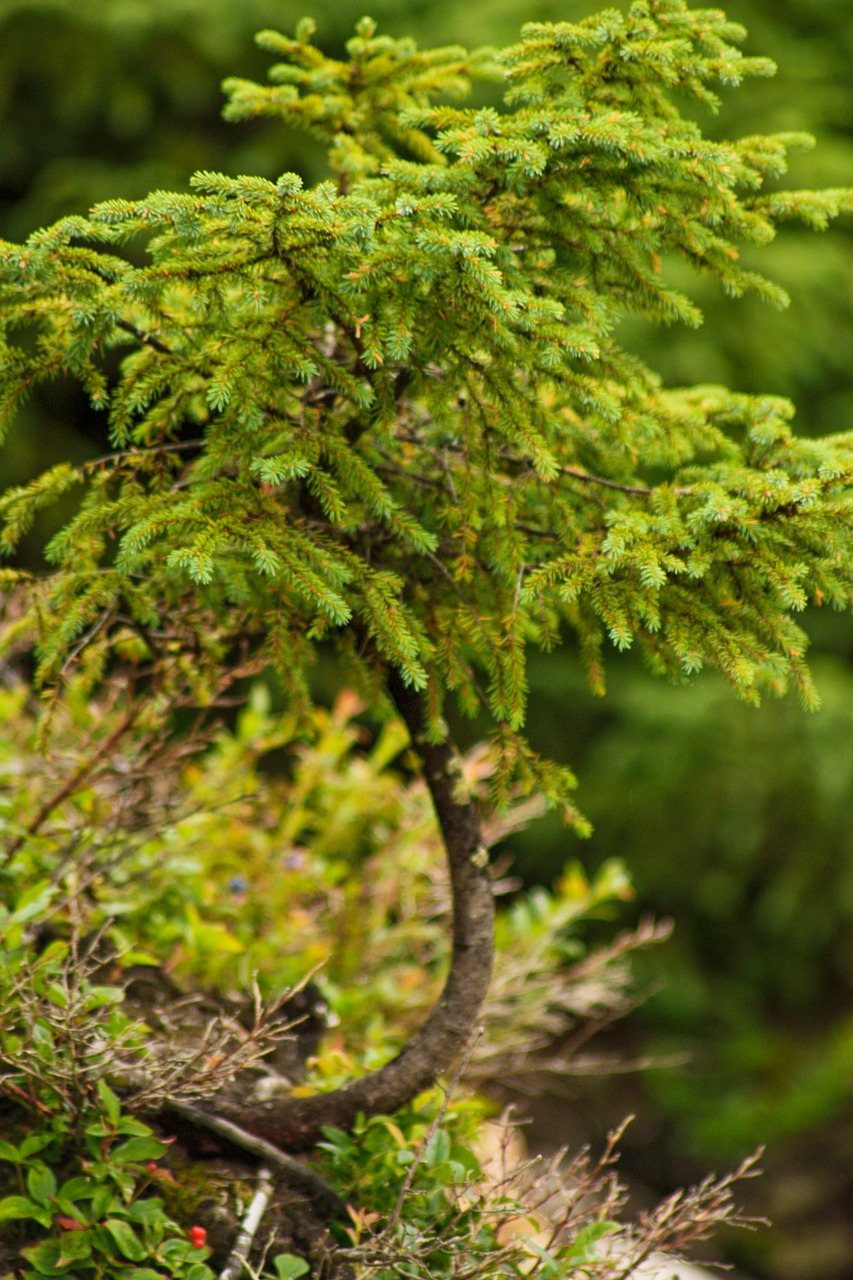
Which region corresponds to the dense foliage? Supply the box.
[2,7,853,761]
[1,681,736,1279]
[2,2,852,1277]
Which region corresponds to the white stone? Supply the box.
[631,1259,726,1280]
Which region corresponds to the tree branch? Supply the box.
[167,1103,347,1219]
[557,465,693,498]
[115,318,175,356]
[208,672,494,1151]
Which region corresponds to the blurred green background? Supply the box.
[1,1,852,1276]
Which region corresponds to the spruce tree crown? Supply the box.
[1,0,852,817]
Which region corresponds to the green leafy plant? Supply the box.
[0,1079,214,1280]
[0,674,745,1279]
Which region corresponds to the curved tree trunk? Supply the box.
[213,671,495,1151]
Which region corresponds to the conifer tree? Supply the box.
[2,0,852,1158]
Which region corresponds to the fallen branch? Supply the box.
[168,1101,348,1219]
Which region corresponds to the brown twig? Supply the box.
[115,318,175,356]
[2,704,137,864]
[168,1102,348,1219]
[557,464,693,498]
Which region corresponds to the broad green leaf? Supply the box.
[423,1128,450,1165]
[10,879,56,924]
[116,1117,157,1137]
[185,1266,216,1280]
[20,1134,53,1159]
[111,1137,169,1165]
[47,983,68,1009]
[26,1165,57,1207]
[0,1195,51,1227]
[56,1230,93,1267]
[273,1255,311,1280]
[20,1240,65,1274]
[58,1177,97,1202]
[102,1217,147,1261]
[91,1185,117,1220]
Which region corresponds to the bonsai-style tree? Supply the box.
[1,0,852,1263]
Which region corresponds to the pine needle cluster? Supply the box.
[1,1,852,819]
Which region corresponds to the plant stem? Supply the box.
[205,675,495,1151]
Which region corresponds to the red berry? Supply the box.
[189,1226,207,1248]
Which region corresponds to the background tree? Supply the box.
[1,2,852,1276]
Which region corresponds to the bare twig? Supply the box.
[115,318,175,356]
[59,604,117,678]
[2,704,138,864]
[557,464,693,498]
[81,439,205,474]
[219,1165,274,1280]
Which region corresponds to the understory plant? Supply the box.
[1,0,852,1275]
[0,680,753,1278]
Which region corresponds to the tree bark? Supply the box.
[210,670,495,1151]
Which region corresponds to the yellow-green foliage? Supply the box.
[1,680,635,1063]
[0,680,650,1280]
[2,3,853,824]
